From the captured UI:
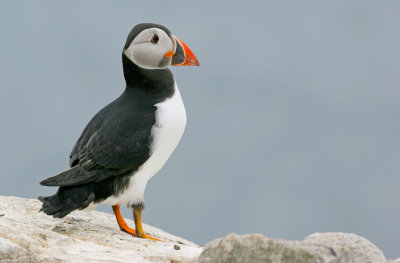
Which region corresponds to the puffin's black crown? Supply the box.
[124,23,173,50]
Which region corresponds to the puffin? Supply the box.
[39,23,199,240]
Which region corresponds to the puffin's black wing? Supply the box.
[40,93,156,187]
[69,106,108,168]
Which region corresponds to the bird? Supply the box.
[38,23,199,241]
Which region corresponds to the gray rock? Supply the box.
[198,232,390,263]
[305,232,386,263]
[198,233,351,263]
[0,195,202,263]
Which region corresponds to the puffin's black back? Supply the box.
[39,23,176,217]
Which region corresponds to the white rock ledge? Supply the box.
[0,195,398,263]
[0,195,202,263]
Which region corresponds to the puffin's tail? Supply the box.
[38,185,95,218]
[38,166,119,218]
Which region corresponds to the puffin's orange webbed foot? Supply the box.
[119,223,136,235]
[112,205,136,235]
[112,205,161,241]
[133,209,162,241]
[138,233,161,241]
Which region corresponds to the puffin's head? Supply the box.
[123,23,199,70]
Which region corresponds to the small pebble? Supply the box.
[174,244,180,250]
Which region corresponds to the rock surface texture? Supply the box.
[0,195,202,263]
[198,233,398,263]
[305,232,386,263]
[0,195,398,263]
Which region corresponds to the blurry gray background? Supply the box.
[1,0,399,258]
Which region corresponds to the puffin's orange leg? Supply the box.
[133,209,161,241]
[112,205,136,235]
[112,205,161,241]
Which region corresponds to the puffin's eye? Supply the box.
[150,34,159,44]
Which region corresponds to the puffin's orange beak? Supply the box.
[170,37,199,66]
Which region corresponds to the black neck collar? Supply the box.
[122,54,175,102]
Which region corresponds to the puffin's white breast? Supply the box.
[149,83,187,174]
[102,82,186,207]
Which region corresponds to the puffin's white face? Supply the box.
[124,28,176,69]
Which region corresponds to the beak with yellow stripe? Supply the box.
[165,37,199,66]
